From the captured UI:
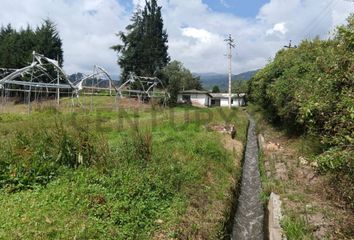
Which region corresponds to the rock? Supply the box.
[268,192,286,240]
[266,142,280,151]
[45,216,53,224]
[310,161,319,168]
[155,219,164,224]
[299,156,308,165]
[258,134,265,150]
[275,163,288,181]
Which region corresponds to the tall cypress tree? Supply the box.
[36,19,64,67]
[112,0,170,82]
[112,7,144,81]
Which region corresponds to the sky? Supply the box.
[0,0,353,75]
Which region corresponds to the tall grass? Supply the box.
[282,215,313,240]
[0,114,108,192]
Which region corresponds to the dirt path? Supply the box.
[232,117,264,240]
[260,126,354,239]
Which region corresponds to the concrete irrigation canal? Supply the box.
[232,117,264,240]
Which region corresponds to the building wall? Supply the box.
[177,93,210,106]
[177,94,183,103]
[177,93,245,107]
[220,97,245,107]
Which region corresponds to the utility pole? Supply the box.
[225,34,235,109]
[284,40,297,49]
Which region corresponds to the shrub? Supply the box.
[249,15,354,171]
[316,147,353,174]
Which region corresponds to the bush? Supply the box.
[249,15,354,171]
[316,147,353,174]
[316,147,354,207]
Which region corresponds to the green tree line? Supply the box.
[0,19,63,69]
[249,15,353,202]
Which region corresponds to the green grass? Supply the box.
[0,101,248,239]
[281,214,313,240]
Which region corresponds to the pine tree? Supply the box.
[112,0,170,82]
[35,19,64,67]
[0,19,63,69]
[0,24,17,68]
[17,26,37,66]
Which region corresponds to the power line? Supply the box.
[303,0,339,39]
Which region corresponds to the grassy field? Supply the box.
[0,97,248,239]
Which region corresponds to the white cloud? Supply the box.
[182,27,222,44]
[161,0,353,73]
[133,0,145,8]
[0,0,129,75]
[266,22,288,35]
[0,0,353,75]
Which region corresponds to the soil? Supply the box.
[116,98,152,110]
[260,128,354,239]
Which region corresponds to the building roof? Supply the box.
[178,90,246,99]
[210,93,246,99]
[180,89,213,97]
[180,89,210,94]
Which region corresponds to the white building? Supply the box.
[177,90,212,107]
[177,90,245,107]
[210,93,246,107]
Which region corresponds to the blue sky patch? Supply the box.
[202,0,269,17]
[119,0,269,18]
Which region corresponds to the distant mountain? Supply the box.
[234,70,259,80]
[196,70,259,91]
[110,74,120,81]
[68,73,85,84]
[68,70,258,91]
[68,72,120,88]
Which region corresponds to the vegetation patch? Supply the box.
[281,214,313,240]
[0,106,248,239]
[248,15,354,207]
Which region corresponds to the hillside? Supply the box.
[196,70,258,91]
